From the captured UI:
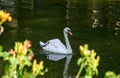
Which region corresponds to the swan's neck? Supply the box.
[64,32,72,53]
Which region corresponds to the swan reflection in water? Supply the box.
[40,50,73,78]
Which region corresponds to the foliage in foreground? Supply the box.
[104,71,120,78]
[0,11,47,78]
[0,10,12,35]
[76,44,100,78]
[0,10,12,25]
[0,40,48,78]
[77,44,120,78]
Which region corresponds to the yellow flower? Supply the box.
[38,61,44,70]
[32,60,47,76]
[90,50,96,59]
[79,45,90,56]
[95,56,100,67]
[0,10,12,25]
[32,59,37,75]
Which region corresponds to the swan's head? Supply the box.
[64,27,72,35]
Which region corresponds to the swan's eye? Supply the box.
[67,29,71,32]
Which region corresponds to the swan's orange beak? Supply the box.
[68,31,72,35]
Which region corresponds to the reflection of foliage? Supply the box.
[0,40,47,78]
[76,44,100,78]
[104,71,120,78]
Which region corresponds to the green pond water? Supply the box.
[0,0,120,78]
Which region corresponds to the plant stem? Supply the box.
[76,63,84,78]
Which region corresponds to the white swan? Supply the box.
[40,27,72,54]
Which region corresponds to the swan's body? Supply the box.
[40,27,72,54]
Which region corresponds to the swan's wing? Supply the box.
[49,39,67,51]
[42,43,56,52]
[42,39,67,53]
[40,41,45,47]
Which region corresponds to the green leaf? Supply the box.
[84,75,92,78]
[4,64,10,74]
[28,49,33,54]
[104,71,117,78]
[9,57,19,65]
[22,72,35,78]
[0,45,3,52]
[2,75,10,78]
[0,52,4,57]
[24,56,32,67]
[3,52,10,57]
[77,58,83,65]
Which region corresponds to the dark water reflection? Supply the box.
[0,0,120,78]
